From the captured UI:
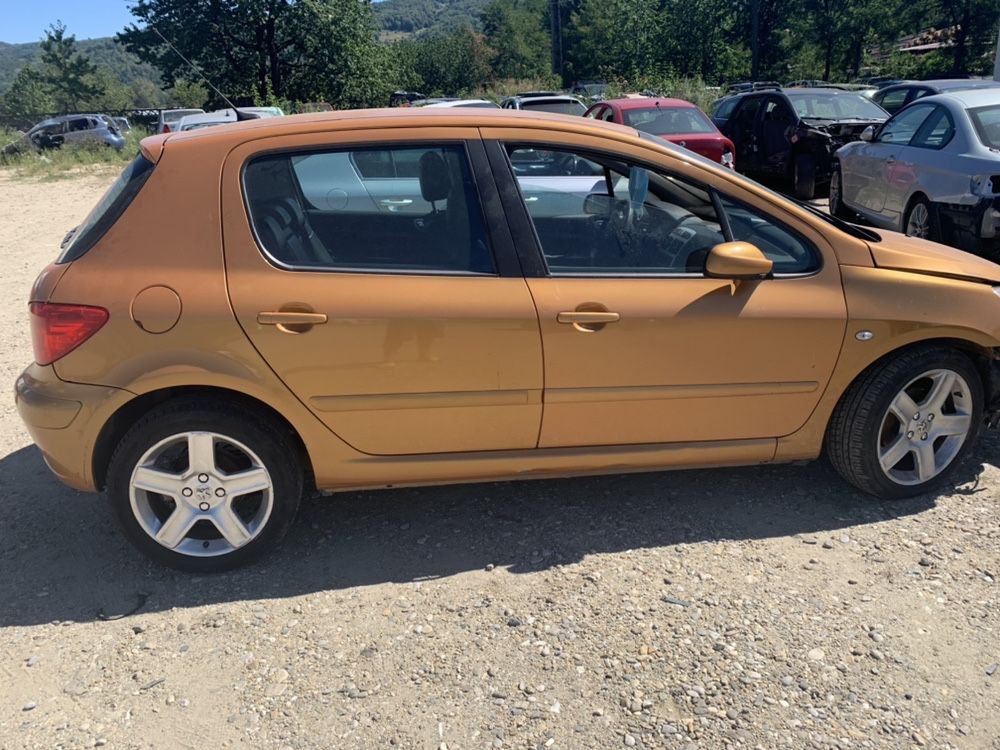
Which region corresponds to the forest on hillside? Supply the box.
[1,0,997,117]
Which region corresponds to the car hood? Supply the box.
[868,231,1000,284]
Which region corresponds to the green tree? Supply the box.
[481,0,550,80]
[398,28,493,96]
[169,79,209,108]
[85,66,134,110]
[1,64,55,116]
[39,22,101,111]
[120,0,387,107]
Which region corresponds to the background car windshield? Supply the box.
[521,100,585,115]
[969,104,1000,149]
[787,93,886,119]
[623,107,715,134]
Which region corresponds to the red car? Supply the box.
[585,97,735,169]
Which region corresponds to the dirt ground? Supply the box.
[0,169,998,750]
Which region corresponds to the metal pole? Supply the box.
[993,23,1000,81]
[751,0,760,80]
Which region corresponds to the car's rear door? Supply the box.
[482,128,847,449]
[221,127,543,456]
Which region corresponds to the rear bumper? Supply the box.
[14,363,132,492]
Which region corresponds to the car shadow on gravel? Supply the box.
[1,431,997,627]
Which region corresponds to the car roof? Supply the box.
[515,95,582,103]
[918,88,1000,108]
[603,97,698,110]
[152,107,637,156]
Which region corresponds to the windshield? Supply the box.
[623,106,716,135]
[457,101,500,108]
[58,154,155,263]
[787,92,887,120]
[521,100,586,115]
[969,104,1000,149]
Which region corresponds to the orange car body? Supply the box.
[15,108,1000,495]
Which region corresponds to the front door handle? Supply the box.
[557,310,620,332]
[557,311,620,324]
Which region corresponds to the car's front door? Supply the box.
[723,96,763,173]
[843,103,935,217]
[883,104,956,228]
[483,132,847,449]
[757,96,796,175]
[222,129,543,456]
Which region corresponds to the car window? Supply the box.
[968,104,1000,149]
[762,97,795,123]
[787,92,886,119]
[508,145,726,275]
[712,97,739,120]
[622,107,716,134]
[908,88,932,103]
[910,106,955,149]
[244,144,495,275]
[717,197,820,274]
[876,104,934,145]
[876,88,909,113]
[68,118,90,132]
[601,107,615,122]
[519,100,586,116]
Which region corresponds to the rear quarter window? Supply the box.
[57,155,155,263]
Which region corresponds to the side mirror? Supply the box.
[705,241,773,280]
[860,125,875,142]
[583,193,614,215]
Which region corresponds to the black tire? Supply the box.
[828,163,853,219]
[106,398,303,572]
[826,346,983,499]
[793,153,816,200]
[903,196,937,241]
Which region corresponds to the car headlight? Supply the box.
[721,151,734,169]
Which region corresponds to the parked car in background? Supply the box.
[831,89,1000,256]
[156,108,205,134]
[22,114,125,151]
[112,117,131,132]
[17,107,1000,571]
[586,97,735,168]
[175,108,281,132]
[389,91,426,107]
[570,81,608,101]
[419,99,500,109]
[872,79,1000,115]
[502,93,586,115]
[716,87,888,198]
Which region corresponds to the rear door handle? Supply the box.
[557,311,620,324]
[379,199,413,205]
[258,311,328,325]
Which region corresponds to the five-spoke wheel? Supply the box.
[827,346,983,498]
[108,400,302,571]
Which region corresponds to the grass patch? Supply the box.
[0,127,145,180]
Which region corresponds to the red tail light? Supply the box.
[30,302,109,366]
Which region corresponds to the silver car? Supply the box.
[831,89,1000,255]
[23,114,125,151]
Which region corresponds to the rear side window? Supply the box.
[243,144,495,274]
[910,106,954,149]
[58,154,155,263]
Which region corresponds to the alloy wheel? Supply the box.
[905,202,930,238]
[129,431,274,557]
[877,369,973,486]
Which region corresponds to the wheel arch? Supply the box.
[835,336,998,417]
[901,191,931,232]
[92,385,314,492]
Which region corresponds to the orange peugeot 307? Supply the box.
[15,108,1000,570]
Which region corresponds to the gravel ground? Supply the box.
[0,169,998,750]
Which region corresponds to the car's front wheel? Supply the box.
[826,346,983,498]
[106,399,303,572]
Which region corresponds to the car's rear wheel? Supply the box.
[904,197,936,241]
[106,400,303,572]
[828,164,853,219]
[826,346,983,498]
[793,153,816,200]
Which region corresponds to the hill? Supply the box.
[374,0,491,35]
[0,36,163,96]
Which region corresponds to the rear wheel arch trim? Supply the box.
[92,386,313,492]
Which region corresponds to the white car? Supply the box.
[175,107,283,132]
[420,99,500,109]
[831,89,1000,255]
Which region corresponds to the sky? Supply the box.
[4,1,138,44]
